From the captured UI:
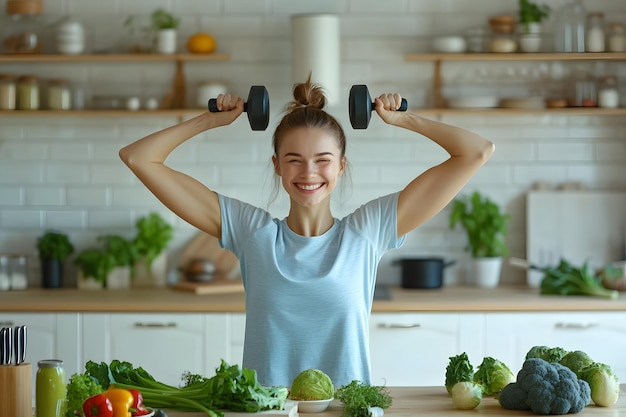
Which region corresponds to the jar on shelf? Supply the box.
[0,74,17,110]
[488,15,518,53]
[554,0,586,52]
[16,75,39,110]
[47,79,72,110]
[1,0,43,54]
[0,254,10,291]
[586,12,606,52]
[10,254,27,290]
[597,76,620,108]
[567,71,597,107]
[56,16,86,55]
[607,23,625,52]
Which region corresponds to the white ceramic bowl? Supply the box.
[431,36,466,53]
[296,398,333,413]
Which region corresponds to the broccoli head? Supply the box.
[559,350,594,378]
[525,345,568,363]
[499,358,591,415]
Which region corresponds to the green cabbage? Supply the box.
[559,350,594,377]
[445,352,474,394]
[525,345,568,363]
[580,362,620,407]
[473,356,515,396]
[289,369,334,400]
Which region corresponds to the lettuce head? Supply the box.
[473,356,515,396]
[289,369,334,400]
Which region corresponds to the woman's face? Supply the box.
[273,127,345,208]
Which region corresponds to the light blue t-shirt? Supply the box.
[218,192,405,387]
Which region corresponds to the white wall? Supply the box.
[1,0,625,287]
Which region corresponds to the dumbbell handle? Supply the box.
[371,98,408,112]
[208,99,249,113]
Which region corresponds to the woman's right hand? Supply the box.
[212,93,245,127]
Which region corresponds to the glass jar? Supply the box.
[0,254,10,291]
[567,70,597,107]
[607,23,625,52]
[36,360,66,417]
[0,74,17,110]
[10,254,28,290]
[554,0,586,52]
[16,75,39,110]
[586,12,606,52]
[1,0,43,54]
[597,76,619,108]
[47,79,72,110]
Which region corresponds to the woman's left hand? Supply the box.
[373,93,406,126]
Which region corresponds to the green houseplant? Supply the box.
[449,191,510,258]
[518,0,550,32]
[151,8,179,54]
[74,235,139,288]
[133,213,173,285]
[449,191,510,288]
[37,231,75,288]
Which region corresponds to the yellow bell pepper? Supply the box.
[103,387,134,417]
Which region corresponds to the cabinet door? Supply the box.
[0,313,81,401]
[229,313,246,366]
[369,313,484,386]
[485,312,626,380]
[83,313,227,386]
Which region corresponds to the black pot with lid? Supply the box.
[394,257,456,289]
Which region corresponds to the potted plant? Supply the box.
[132,212,173,287]
[449,191,510,288]
[74,249,115,289]
[152,8,179,54]
[36,231,75,288]
[518,0,550,52]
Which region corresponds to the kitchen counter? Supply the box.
[314,385,626,416]
[0,286,625,313]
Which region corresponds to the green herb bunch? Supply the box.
[518,0,550,30]
[335,380,392,417]
[37,231,74,261]
[151,8,179,29]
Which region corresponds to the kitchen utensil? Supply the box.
[395,258,456,289]
[4,326,12,365]
[14,325,26,364]
[0,328,6,365]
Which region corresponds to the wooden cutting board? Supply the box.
[166,400,298,417]
[170,275,244,295]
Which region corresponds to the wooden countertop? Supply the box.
[0,286,625,313]
[316,385,626,416]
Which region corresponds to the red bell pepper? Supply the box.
[83,394,114,417]
[128,389,151,416]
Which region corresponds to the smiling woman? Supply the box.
[118,73,493,387]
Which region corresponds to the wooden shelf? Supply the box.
[0,109,206,118]
[405,52,626,62]
[0,53,231,63]
[410,107,626,117]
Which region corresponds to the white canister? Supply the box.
[156,28,177,54]
[56,17,85,54]
[196,82,227,108]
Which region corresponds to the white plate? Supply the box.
[446,96,498,109]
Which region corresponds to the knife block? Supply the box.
[0,363,32,417]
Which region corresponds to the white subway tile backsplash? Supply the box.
[46,164,90,185]
[66,187,110,207]
[2,143,48,160]
[0,163,45,184]
[0,187,23,206]
[90,163,134,185]
[49,143,92,161]
[0,210,43,229]
[537,143,595,162]
[45,210,87,229]
[25,187,65,206]
[87,210,134,229]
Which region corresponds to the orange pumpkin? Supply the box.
[186,33,216,54]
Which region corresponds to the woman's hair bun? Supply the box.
[287,73,326,112]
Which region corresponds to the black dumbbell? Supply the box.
[208,85,269,131]
[348,85,408,129]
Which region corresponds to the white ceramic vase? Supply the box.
[472,257,503,288]
[156,29,177,54]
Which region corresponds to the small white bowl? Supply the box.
[296,398,333,413]
[431,36,466,53]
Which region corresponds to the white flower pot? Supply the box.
[132,252,168,288]
[472,257,503,288]
[106,267,131,289]
[519,34,542,52]
[156,29,177,54]
[77,271,103,290]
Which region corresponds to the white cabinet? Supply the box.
[0,313,81,400]
[82,313,229,386]
[484,312,626,381]
[369,313,485,386]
